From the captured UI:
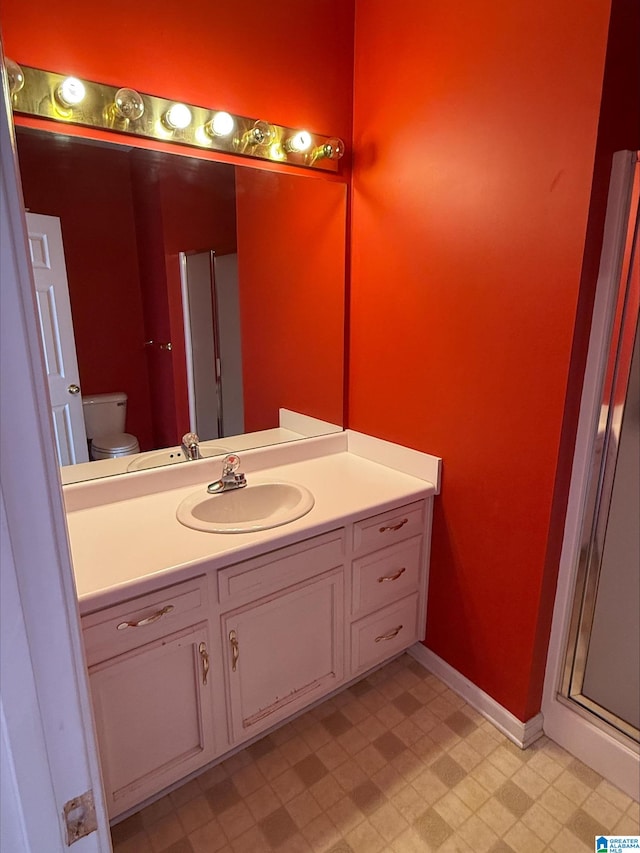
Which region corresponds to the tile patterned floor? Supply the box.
[111,654,639,853]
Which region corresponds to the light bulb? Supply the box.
[56,77,86,108]
[164,103,192,130]
[206,111,235,138]
[247,120,274,146]
[320,138,345,160]
[113,88,144,121]
[285,130,312,153]
[6,59,24,95]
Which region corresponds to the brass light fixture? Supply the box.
[7,62,345,173]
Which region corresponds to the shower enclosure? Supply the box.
[543,149,639,799]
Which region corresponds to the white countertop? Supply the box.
[65,432,441,613]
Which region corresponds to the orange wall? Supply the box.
[236,170,346,430]
[350,0,618,721]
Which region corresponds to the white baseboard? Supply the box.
[408,644,544,749]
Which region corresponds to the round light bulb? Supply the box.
[114,87,144,121]
[248,120,275,146]
[207,111,235,137]
[56,77,86,107]
[164,103,192,130]
[322,137,345,160]
[6,59,24,95]
[287,130,312,153]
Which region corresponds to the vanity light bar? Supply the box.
[7,63,344,173]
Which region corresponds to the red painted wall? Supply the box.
[236,169,346,430]
[0,0,354,147]
[350,0,616,721]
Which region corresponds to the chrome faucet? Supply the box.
[207,454,247,493]
[181,432,202,461]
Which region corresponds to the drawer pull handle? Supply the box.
[377,567,406,583]
[229,629,239,672]
[379,518,408,533]
[199,642,210,686]
[375,624,403,643]
[116,604,175,630]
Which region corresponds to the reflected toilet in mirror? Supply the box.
[82,392,140,460]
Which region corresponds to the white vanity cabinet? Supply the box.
[349,501,429,673]
[79,495,433,820]
[81,576,216,818]
[218,530,346,743]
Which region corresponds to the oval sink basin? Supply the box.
[176,480,315,533]
[127,445,232,472]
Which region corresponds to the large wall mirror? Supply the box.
[15,126,347,484]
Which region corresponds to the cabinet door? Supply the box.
[222,570,344,742]
[89,622,215,818]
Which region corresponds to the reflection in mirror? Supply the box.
[15,128,346,483]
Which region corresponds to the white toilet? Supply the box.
[82,392,141,460]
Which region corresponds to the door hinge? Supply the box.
[63,790,98,845]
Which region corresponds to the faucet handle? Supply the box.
[182,432,199,448]
[222,453,241,476]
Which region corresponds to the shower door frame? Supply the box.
[542,149,639,801]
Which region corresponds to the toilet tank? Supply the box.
[82,392,127,439]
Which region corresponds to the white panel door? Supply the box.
[26,212,88,465]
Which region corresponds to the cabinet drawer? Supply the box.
[218,530,345,605]
[352,536,423,617]
[353,501,425,556]
[351,594,420,673]
[82,576,208,666]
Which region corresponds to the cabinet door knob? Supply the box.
[375,624,403,643]
[229,629,239,672]
[379,518,408,533]
[198,641,210,686]
[377,567,406,583]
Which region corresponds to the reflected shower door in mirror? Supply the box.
[15,129,346,482]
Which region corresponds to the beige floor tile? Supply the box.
[176,794,214,835]
[582,789,624,829]
[456,814,499,853]
[286,790,323,829]
[272,768,307,803]
[549,826,591,852]
[453,775,492,811]
[595,778,634,811]
[244,782,282,821]
[432,791,473,829]
[537,786,578,823]
[112,833,154,853]
[367,800,408,842]
[390,826,436,853]
[110,656,638,853]
[520,801,563,843]
[503,820,547,852]
[229,825,267,853]
[188,817,228,853]
[510,764,549,799]
[470,760,509,794]
[553,768,593,806]
[614,810,640,834]
[328,796,366,835]
[476,796,518,836]
[217,801,255,841]
[301,813,342,852]
[147,812,186,852]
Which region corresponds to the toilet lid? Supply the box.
[91,432,139,453]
